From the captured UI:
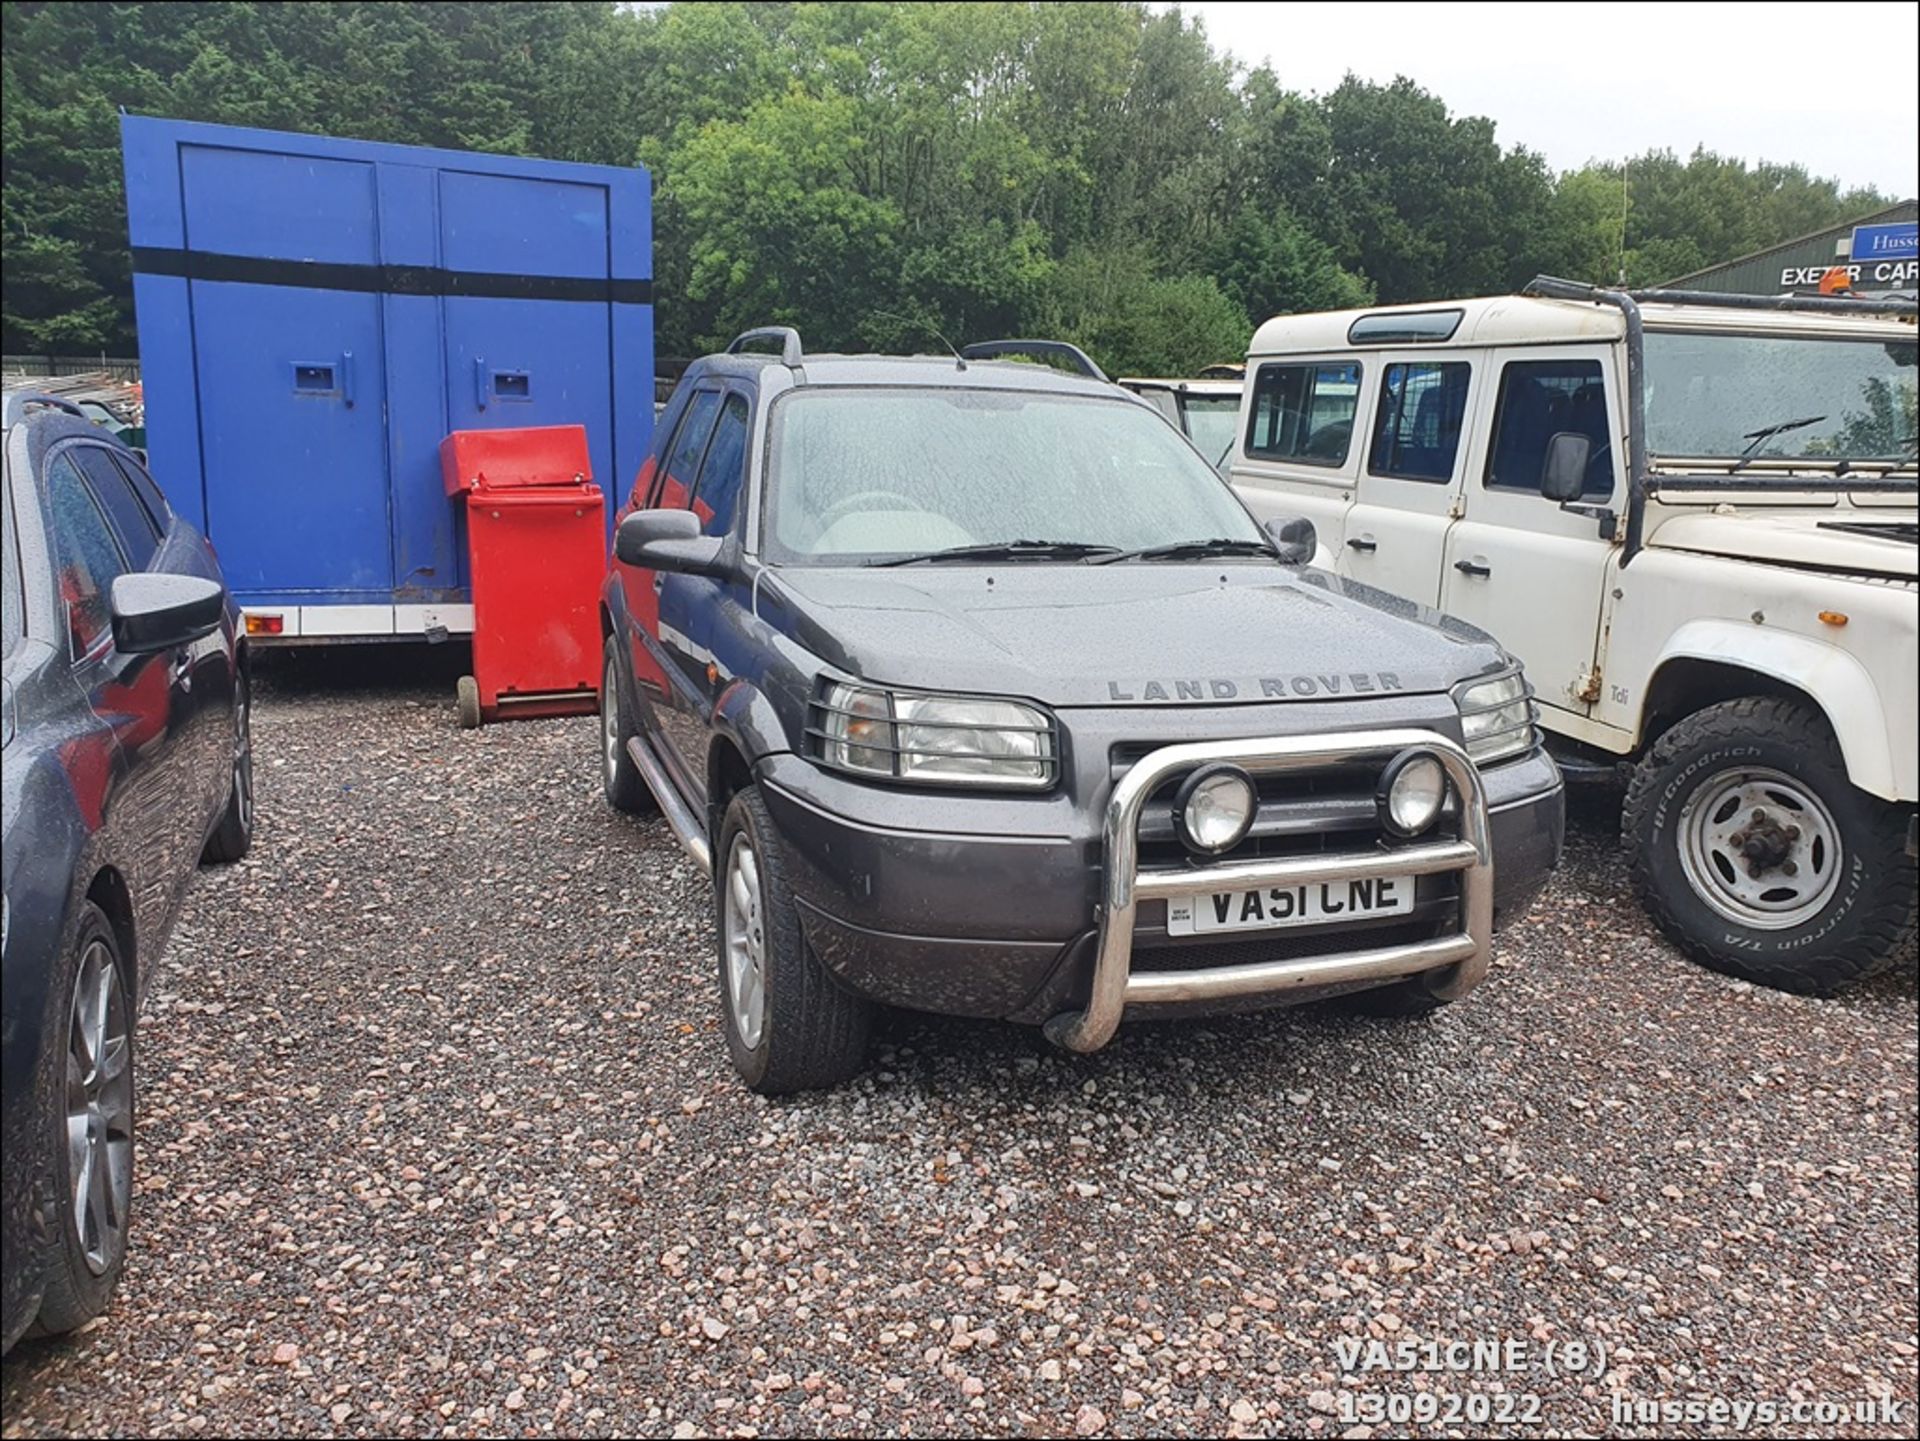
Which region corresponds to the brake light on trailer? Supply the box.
[245,613,285,636]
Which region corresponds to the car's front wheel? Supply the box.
[29,902,136,1338]
[715,786,873,1094]
[1624,697,1917,994]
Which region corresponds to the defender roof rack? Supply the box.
[958,339,1109,382]
[1525,274,1918,320]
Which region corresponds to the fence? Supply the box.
[2,354,142,382]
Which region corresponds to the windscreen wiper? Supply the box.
[870,539,1122,566]
[1092,537,1277,564]
[1729,415,1826,473]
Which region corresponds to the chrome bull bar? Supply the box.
[1043,729,1494,1053]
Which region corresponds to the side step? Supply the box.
[627,736,712,876]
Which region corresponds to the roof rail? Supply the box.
[1,391,90,426]
[1526,274,1918,319]
[958,339,1109,382]
[726,326,805,367]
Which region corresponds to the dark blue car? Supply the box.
[1,391,253,1352]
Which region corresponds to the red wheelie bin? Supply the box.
[439,425,604,727]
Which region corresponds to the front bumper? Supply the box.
[1046,730,1490,1051]
[761,727,1561,1048]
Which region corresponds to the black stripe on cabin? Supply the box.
[131,247,653,304]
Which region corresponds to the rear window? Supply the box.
[1245,362,1361,466]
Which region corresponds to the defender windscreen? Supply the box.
[1643,332,1918,463]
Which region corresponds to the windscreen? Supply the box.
[1643,330,1917,463]
[765,388,1263,563]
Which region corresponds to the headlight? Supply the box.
[814,682,1056,788]
[1176,764,1256,854]
[1451,668,1537,765]
[1377,749,1448,836]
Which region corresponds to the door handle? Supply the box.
[1346,536,1377,553]
[340,350,355,409]
[1454,559,1492,578]
[474,356,488,411]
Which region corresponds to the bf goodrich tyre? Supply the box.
[1624,697,1917,995]
[715,786,873,1095]
[30,903,136,1337]
[600,636,656,816]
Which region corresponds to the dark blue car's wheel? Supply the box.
[30,902,135,1337]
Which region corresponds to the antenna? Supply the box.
[869,310,966,369]
[1617,158,1631,287]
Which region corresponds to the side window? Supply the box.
[1485,359,1611,497]
[1369,362,1471,483]
[1245,362,1361,465]
[649,389,723,510]
[72,445,161,568]
[690,394,751,538]
[109,451,172,534]
[44,453,129,659]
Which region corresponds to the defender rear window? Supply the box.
[1245,362,1361,466]
[1369,362,1470,483]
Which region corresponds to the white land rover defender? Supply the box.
[1229,277,1917,993]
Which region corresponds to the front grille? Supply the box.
[1130,918,1448,974]
[1110,744,1453,868]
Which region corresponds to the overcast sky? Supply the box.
[1176,1,1919,195]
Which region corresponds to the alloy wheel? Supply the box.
[65,939,133,1275]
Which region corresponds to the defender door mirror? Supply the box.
[109,572,225,654]
[1262,515,1318,566]
[615,508,726,577]
[1540,432,1591,503]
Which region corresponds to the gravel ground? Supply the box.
[3,652,1915,1439]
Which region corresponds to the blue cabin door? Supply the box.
[438,171,616,503]
[181,145,392,597]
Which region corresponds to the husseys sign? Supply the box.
[1781,222,1919,292]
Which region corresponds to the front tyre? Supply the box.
[716,786,873,1094]
[31,903,136,1337]
[1624,697,1917,995]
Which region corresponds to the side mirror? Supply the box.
[614,508,726,577]
[1263,514,1317,566]
[1540,432,1591,503]
[109,572,225,655]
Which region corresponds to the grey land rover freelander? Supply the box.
[598,329,1565,1093]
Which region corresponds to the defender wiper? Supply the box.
[870,539,1122,566]
[1729,414,1826,473]
[1092,537,1276,565]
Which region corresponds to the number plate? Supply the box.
[1165,875,1416,935]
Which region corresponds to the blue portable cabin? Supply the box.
[120,115,653,640]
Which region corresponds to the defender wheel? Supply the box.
[30,903,136,1338]
[1624,697,1917,995]
[716,786,873,1094]
[201,666,254,863]
[600,637,656,815]
[455,675,481,730]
